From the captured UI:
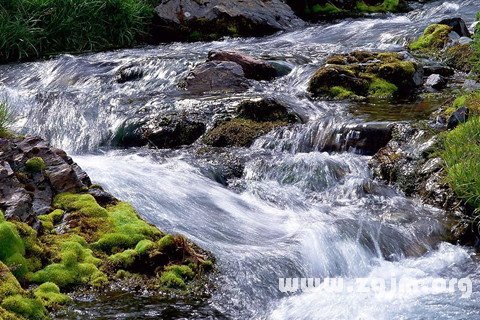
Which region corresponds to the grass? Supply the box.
[0,102,12,137]
[442,117,480,208]
[0,0,153,63]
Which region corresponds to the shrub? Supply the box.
[0,102,12,137]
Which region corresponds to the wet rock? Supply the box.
[423,64,454,77]
[180,61,250,94]
[145,116,206,149]
[207,50,278,81]
[309,51,422,100]
[438,17,471,38]
[236,99,299,123]
[447,107,469,130]
[150,0,304,42]
[0,136,91,226]
[203,99,299,148]
[369,123,458,210]
[322,122,394,156]
[115,66,144,83]
[87,186,118,207]
[425,74,447,90]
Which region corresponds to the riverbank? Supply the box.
[0,134,212,319]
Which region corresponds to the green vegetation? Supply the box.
[409,24,452,53]
[0,188,211,319]
[368,78,398,99]
[442,117,480,208]
[0,102,12,138]
[25,157,46,173]
[0,0,154,63]
[356,0,400,13]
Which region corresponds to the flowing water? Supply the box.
[1,1,480,319]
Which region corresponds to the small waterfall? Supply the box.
[1,0,479,318]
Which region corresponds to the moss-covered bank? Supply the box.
[0,135,213,319]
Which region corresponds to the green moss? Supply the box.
[369,78,398,99]
[134,239,154,255]
[203,118,287,147]
[0,295,48,320]
[445,44,474,72]
[330,86,357,99]
[54,193,108,218]
[25,157,46,173]
[311,3,342,14]
[409,24,453,53]
[159,265,194,289]
[33,282,71,308]
[38,209,64,231]
[356,0,400,13]
[29,239,107,288]
[108,249,137,268]
[92,202,161,253]
[0,215,31,279]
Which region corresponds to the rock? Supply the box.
[322,122,394,156]
[0,136,91,226]
[425,74,447,90]
[438,17,471,38]
[423,64,454,77]
[180,61,250,94]
[308,51,422,100]
[369,123,457,208]
[115,66,144,83]
[285,0,409,20]
[445,43,475,72]
[236,99,299,123]
[87,186,118,207]
[203,118,283,148]
[207,50,278,81]
[145,116,206,149]
[203,98,299,148]
[447,107,469,130]
[409,24,453,53]
[150,0,304,42]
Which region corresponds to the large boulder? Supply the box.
[308,51,423,100]
[0,136,90,226]
[150,0,304,42]
[113,114,206,149]
[207,50,279,81]
[180,61,250,94]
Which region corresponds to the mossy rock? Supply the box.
[203,118,287,147]
[286,0,408,20]
[445,44,474,72]
[308,51,421,100]
[409,24,453,54]
[25,157,46,174]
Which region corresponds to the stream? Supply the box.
[1,0,480,319]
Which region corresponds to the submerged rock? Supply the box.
[150,0,304,42]
[180,61,250,94]
[308,51,423,100]
[207,50,279,81]
[114,114,206,149]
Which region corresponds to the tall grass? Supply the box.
[0,0,153,63]
[442,117,480,208]
[0,102,12,137]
